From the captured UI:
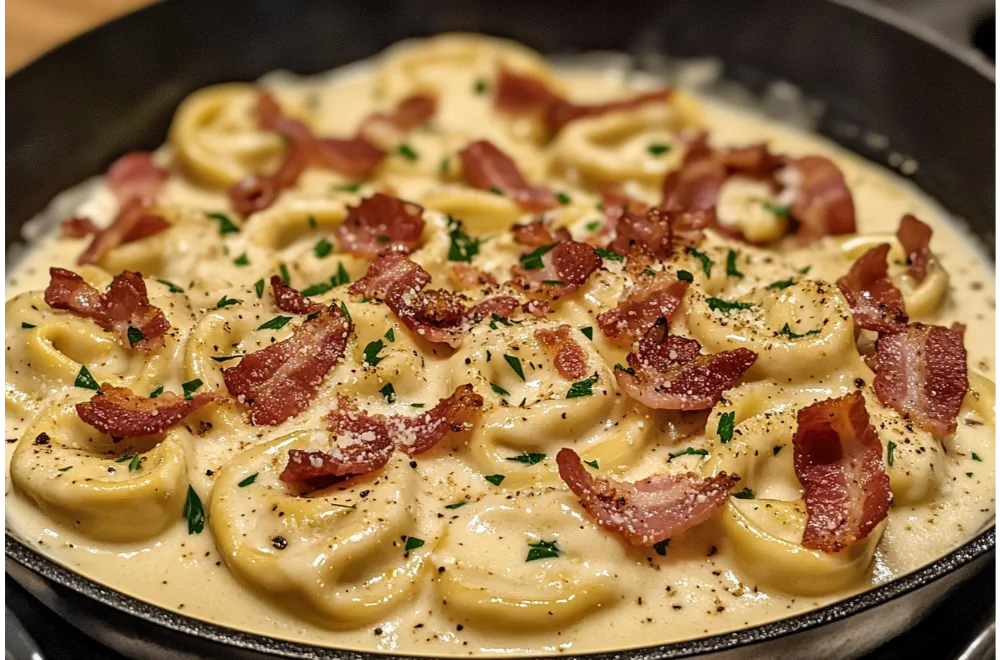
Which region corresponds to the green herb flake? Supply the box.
[58,466,73,472]
[653,539,670,556]
[490,382,510,397]
[584,459,599,469]
[485,474,506,486]
[445,501,468,510]
[410,403,425,408]
[762,202,790,218]
[798,265,812,275]
[75,366,100,390]
[258,316,292,331]
[123,327,144,347]
[114,454,134,463]
[215,295,240,309]
[182,379,204,401]
[20,322,36,329]
[725,250,743,279]
[128,453,143,472]
[767,278,796,290]
[149,385,164,399]
[380,382,397,404]
[208,212,240,235]
[676,269,694,283]
[447,222,481,263]
[314,238,333,259]
[732,487,756,500]
[717,411,735,444]
[278,264,291,285]
[776,323,821,340]
[556,192,572,205]
[254,279,265,298]
[507,452,546,465]
[335,262,351,286]
[567,375,598,399]
[580,326,593,340]
[707,297,753,314]
[404,536,425,553]
[887,441,897,467]
[595,247,624,263]
[232,253,250,266]
[385,328,396,342]
[397,144,419,162]
[585,221,602,234]
[526,539,561,562]
[490,186,504,196]
[183,485,205,534]
[339,300,352,324]
[685,246,713,277]
[364,340,385,366]
[491,313,512,327]
[473,78,488,95]
[331,182,362,193]
[669,447,709,459]
[504,355,526,381]
[211,354,244,363]
[308,215,317,229]
[156,279,185,293]
[613,363,636,376]
[773,445,783,456]
[236,472,258,488]
[647,143,672,156]
[972,452,982,462]
[439,157,450,175]
[300,282,332,297]
[520,243,558,270]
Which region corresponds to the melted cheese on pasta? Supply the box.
[4,34,995,656]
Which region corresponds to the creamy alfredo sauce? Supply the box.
[4,35,995,656]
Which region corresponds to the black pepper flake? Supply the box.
[33,432,50,446]
[271,536,288,550]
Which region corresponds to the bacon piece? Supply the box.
[557,447,738,546]
[836,244,908,333]
[348,252,431,299]
[546,89,672,132]
[458,139,557,211]
[661,135,729,212]
[256,91,313,142]
[60,217,101,239]
[335,193,425,258]
[77,199,170,265]
[897,214,933,282]
[449,263,497,290]
[871,323,968,437]
[392,385,484,455]
[606,207,711,258]
[595,183,651,247]
[76,384,218,438]
[512,220,571,250]
[616,333,757,410]
[522,299,553,318]
[45,268,171,351]
[358,93,437,141]
[597,274,688,347]
[228,138,312,216]
[792,393,891,552]
[271,275,322,315]
[535,325,588,380]
[512,240,601,299]
[223,304,353,425]
[787,156,856,243]
[105,152,168,205]
[310,138,386,178]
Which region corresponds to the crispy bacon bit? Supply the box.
[512,241,601,299]
[311,137,386,178]
[557,447,738,546]
[228,138,312,216]
[60,217,100,239]
[393,385,484,455]
[45,268,171,351]
[522,299,554,318]
[223,304,353,425]
[512,220,571,250]
[105,152,168,205]
[358,94,438,141]
[792,393,891,552]
[836,244,908,333]
[535,325,588,380]
[606,207,711,258]
[596,183,651,246]
[787,156,856,243]
[350,254,516,347]
[271,275,321,315]
[458,140,557,211]
[335,193,425,258]
[871,323,968,437]
[449,263,497,290]
[76,384,218,438]
[77,199,171,265]
[597,274,688,347]
[897,214,933,282]
[615,333,757,410]
[256,91,312,141]
[547,89,672,131]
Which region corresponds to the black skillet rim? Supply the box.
[4,0,996,657]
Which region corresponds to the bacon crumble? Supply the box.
[597,274,688,347]
[76,199,171,265]
[836,244,908,333]
[270,275,322,315]
[535,325,589,380]
[896,214,933,282]
[335,193,426,258]
[105,152,169,206]
[786,156,856,244]
[511,240,601,299]
[77,384,219,438]
[458,139,557,211]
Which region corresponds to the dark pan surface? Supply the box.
[5,0,995,658]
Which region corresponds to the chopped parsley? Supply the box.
[580,326,594,340]
[647,143,672,156]
[183,486,205,534]
[567,374,598,399]
[410,403,425,408]
[972,452,982,462]
[364,340,386,366]
[149,385,164,399]
[525,539,561,562]
[504,355,525,381]
[314,238,333,258]
[585,220,602,233]
[254,279,265,298]
[732,487,756,500]
[385,328,396,342]
[685,246,713,277]
[232,252,250,266]
[126,453,142,472]
[238,473,258,488]
[380,382,397,404]
[556,192,572,205]
[507,452,546,465]
[485,474,506,486]
[490,186,504,196]
[439,156,450,175]
[156,279,185,293]
[653,539,670,556]
[334,262,351,285]
[258,316,292,331]
[762,202,790,218]
[215,295,240,309]
[211,354,244,363]
[707,297,753,313]
[74,366,100,390]
[643,268,656,277]
[595,247,624,263]
[331,182,362,193]
[676,269,694,283]
[447,221,480,263]
[126,326,144,346]
[520,243,558,270]
[717,411,735,444]
[669,447,709,459]
[181,379,203,400]
[207,212,240,235]
[396,144,419,162]
[445,501,468,509]
[613,363,636,376]
[490,382,510,397]
[725,250,743,279]
[278,264,291,285]
[584,459,599,469]
[58,466,73,472]
[776,323,820,339]
[20,322,36,329]
[773,445,783,456]
[887,441,897,467]
[339,301,352,323]
[490,313,512,328]
[767,278,796,290]
[404,536,424,553]
[473,78,488,95]
[308,215,317,228]
[300,281,332,297]
[798,265,812,275]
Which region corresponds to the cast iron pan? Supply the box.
[5,0,996,658]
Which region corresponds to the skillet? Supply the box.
[5,0,995,658]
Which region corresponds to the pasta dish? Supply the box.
[4,34,995,656]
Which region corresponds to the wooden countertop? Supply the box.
[5,0,155,74]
